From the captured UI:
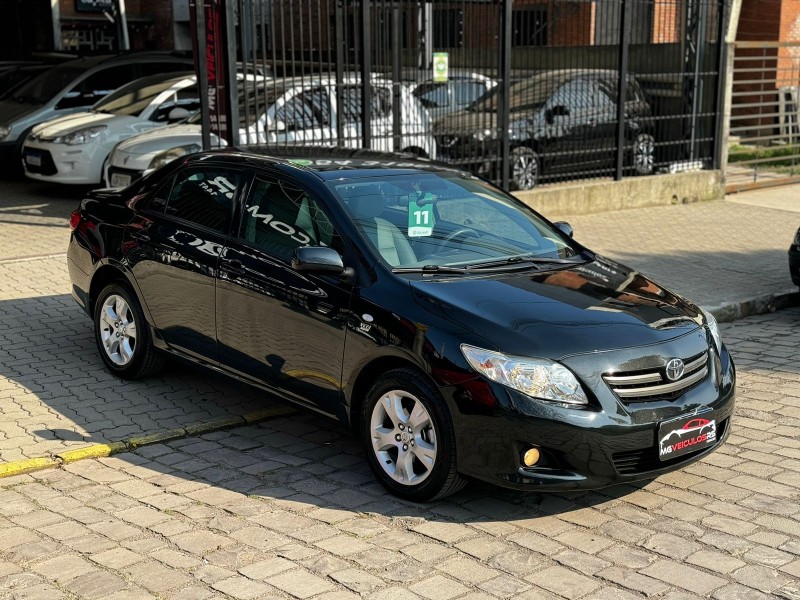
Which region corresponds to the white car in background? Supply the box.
[105,74,435,187]
[22,73,199,185]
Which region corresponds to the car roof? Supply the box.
[56,52,193,71]
[187,146,472,181]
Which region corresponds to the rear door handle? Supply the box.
[130,232,150,242]
[220,258,245,277]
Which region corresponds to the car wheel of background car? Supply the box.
[93,283,164,380]
[510,147,539,191]
[632,133,655,175]
[362,368,466,501]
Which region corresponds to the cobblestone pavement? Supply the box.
[1,308,799,600]
[2,182,800,598]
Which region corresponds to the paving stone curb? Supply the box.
[704,289,799,323]
[0,405,295,478]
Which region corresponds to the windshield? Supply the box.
[331,173,582,271]
[10,65,84,104]
[469,71,617,113]
[94,78,182,117]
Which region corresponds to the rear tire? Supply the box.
[93,283,164,380]
[361,368,466,501]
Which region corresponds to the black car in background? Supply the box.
[433,69,655,190]
[790,226,800,287]
[67,148,734,501]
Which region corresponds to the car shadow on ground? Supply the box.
[0,292,683,523]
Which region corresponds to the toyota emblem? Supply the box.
[665,358,685,381]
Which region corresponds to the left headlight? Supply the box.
[461,344,588,406]
[701,308,723,354]
[53,125,107,146]
[147,144,201,171]
[0,125,10,140]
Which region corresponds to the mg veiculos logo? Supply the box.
[665,358,685,381]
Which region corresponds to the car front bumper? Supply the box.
[22,140,107,185]
[446,331,736,491]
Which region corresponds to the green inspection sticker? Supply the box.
[408,195,435,237]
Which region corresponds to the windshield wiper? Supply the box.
[392,264,469,274]
[468,255,582,270]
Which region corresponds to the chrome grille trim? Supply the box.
[604,372,662,385]
[613,366,708,398]
[603,351,709,401]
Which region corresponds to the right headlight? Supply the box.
[147,144,201,171]
[701,308,723,354]
[461,344,588,406]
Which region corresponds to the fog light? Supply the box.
[523,448,540,467]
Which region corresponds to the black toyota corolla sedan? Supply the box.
[67,147,735,501]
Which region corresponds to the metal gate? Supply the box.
[193,0,730,191]
[726,41,800,192]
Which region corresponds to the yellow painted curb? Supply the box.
[128,428,186,449]
[0,457,59,477]
[242,406,296,423]
[185,415,245,436]
[56,442,128,464]
[0,406,297,480]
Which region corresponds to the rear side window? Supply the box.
[453,81,487,107]
[158,168,241,234]
[341,85,392,122]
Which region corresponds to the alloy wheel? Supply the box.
[98,294,137,366]
[512,149,539,190]
[369,389,438,485]
[633,135,655,175]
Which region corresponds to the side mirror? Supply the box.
[168,107,191,122]
[554,221,573,238]
[272,119,287,132]
[292,246,354,280]
[545,108,554,125]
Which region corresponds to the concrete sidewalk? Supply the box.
[559,185,799,321]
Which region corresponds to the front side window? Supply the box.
[159,167,240,233]
[331,173,579,269]
[242,177,341,260]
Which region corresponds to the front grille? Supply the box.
[612,418,728,474]
[23,150,57,176]
[603,350,709,403]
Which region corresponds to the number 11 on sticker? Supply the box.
[408,199,434,237]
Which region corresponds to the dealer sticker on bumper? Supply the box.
[658,415,716,460]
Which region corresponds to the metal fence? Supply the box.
[193,0,729,191]
[726,41,800,192]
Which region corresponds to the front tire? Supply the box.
[509,147,540,191]
[361,368,466,501]
[94,283,164,379]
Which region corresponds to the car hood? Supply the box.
[410,256,704,359]
[0,100,41,125]
[115,123,206,155]
[32,111,130,137]
[433,109,501,134]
